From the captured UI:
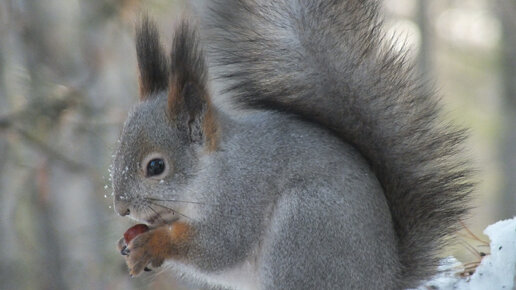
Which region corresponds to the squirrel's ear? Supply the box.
[168,21,218,151]
[136,17,169,100]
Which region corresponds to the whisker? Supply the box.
[145,204,166,223]
[147,197,209,205]
[149,202,197,222]
[151,200,250,220]
[148,201,234,240]
[147,204,162,217]
[148,197,274,208]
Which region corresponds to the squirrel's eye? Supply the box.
[146,158,165,177]
[141,153,170,179]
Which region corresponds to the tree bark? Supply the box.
[497,0,516,220]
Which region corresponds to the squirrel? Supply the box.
[112,0,474,289]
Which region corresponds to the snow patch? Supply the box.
[414,217,516,290]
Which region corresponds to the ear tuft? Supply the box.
[167,20,218,151]
[170,21,207,94]
[136,16,169,100]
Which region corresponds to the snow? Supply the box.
[414,217,516,290]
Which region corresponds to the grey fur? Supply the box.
[192,0,474,287]
[113,1,473,289]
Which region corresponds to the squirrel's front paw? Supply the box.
[120,230,166,277]
[117,223,192,277]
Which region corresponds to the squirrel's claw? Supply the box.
[117,237,130,255]
[121,246,130,256]
[122,230,164,277]
[117,237,126,253]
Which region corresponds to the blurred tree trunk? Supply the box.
[416,0,432,78]
[0,2,13,288]
[14,2,69,288]
[0,0,180,288]
[0,1,103,288]
[498,0,516,219]
[34,162,67,290]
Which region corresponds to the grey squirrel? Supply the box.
[112,0,473,289]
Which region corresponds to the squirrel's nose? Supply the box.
[114,199,131,216]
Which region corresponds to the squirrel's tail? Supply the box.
[194,0,473,287]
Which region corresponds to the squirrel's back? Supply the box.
[193,0,473,287]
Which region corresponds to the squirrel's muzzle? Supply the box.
[114,198,131,216]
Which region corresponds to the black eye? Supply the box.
[146,158,165,177]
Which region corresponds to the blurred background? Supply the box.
[0,0,514,289]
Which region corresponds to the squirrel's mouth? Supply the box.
[144,211,180,227]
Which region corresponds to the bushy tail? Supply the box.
[193,0,473,287]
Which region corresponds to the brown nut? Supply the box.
[124,224,150,244]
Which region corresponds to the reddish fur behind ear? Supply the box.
[167,78,182,117]
[138,72,146,100]
[202,100,219,152]
[167,78,219,152]
[166,20,219,151]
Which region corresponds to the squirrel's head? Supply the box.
[112,18,218,225]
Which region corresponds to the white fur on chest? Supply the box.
[206,256,259,290]
[166,253,260,290]
[175,181,262,289]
